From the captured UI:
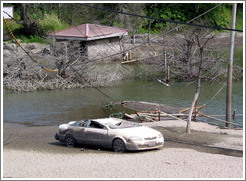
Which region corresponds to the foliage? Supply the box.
[38,14,70,34]
[144,3,242,32]
[3,19,23,33]
[3,3,243,42]
[235,10,243,30]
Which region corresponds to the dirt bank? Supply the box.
[3,32,243,92]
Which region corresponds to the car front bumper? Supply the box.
[125,139,164,151]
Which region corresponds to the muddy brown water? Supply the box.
[3,124,242,157]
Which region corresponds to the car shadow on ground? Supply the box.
[49,141,161,154]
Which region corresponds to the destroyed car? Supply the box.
[55,117,164,152]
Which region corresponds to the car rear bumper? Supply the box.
[54,133,65,142]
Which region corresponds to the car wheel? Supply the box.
[113,139,126,152]
[65,134,76,147]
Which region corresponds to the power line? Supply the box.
[3,12,116,101]
[200,81,226,111]
[60,23,120,101]
[3,17,58,72]
[71,3,224,65]
[4,4,238,103]
[71,4,241,106]
[79,3,243,32]
[68,2,232,87]
[69,66,115,101]
[70,3,229,84]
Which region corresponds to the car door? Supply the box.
[86,121,109,147]
[71,126,87,144]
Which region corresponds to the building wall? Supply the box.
[87,37,122,61]
[50,37,123,61]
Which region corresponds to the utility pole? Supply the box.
[226,3,237,129]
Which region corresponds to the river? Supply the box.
[3,79,243,127]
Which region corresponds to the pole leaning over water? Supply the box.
[226,3,237,129]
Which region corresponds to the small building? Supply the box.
[47,24,128,61]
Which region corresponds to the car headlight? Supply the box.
[127,136,143,142]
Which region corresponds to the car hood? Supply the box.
[59,121,75,131]
[116,126,161,138]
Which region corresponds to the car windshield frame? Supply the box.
[72,120,106,129]
[71,119,142,129]
[107,120,142,129]
[72,120,84,126]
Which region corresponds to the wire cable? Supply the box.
[199,81,226,111]
[73,3,227,63]
[68,3,230,90]
[3,17,58,72]
[69,66,115,101]
[79,3,243,32]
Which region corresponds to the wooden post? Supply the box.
[164,47,167,74]
[193,100,198,122]
[164,48,170,83]
[158,111,161,121]
[65,42,68,58]
[133,34,135,45]
[226,3,237,129]
[50,3,52,15]
[166,65,170,84]
[58,3,61,20]
[129,50,132,60]
[232,109,236,119]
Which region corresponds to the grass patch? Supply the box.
[220,46,243,67]
[19,35,47,44]
[233,46,243,67]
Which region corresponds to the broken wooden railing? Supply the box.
[120,101,243,128]
[135,110,243,128]
[135,110,187,122]
[197,113,243,128]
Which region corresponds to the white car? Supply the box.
[55,117,164,152]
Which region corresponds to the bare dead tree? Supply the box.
[186,30,215,133]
